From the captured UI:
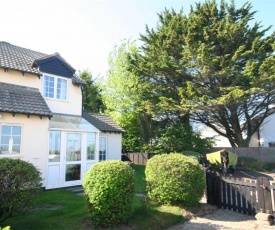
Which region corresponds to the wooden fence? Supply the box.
[206,170,275,215]
[122,153,154,165]
[123,147,275,164]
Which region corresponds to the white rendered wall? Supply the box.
[258,114,275,147]
[100,133,122,160]
[0,69,40,87]
[0,68,83,116]
[199,125,231,147]
[0,112,49,187]
[42,74,82,116]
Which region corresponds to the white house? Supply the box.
[199,113,275,148]
[0,41,123,189]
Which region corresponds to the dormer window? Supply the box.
[43,74,68,100]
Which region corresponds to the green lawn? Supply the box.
[2,164,184,230]
[130,164,146,193]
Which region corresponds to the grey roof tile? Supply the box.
[0,41,46,75]
[0,82,52,117]
[0,42,87,86]
[83,113,124,133]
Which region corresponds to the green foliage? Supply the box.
[179,0,275,147]
[79,69,105,113]
[0,227,10,230]
[238,157,275,172]
[131,0,275,148]
[0,158,42,223]
[142,122,213,154]
[145,153,205,206]
[83,160,135,227]
[182,151,201,162]
[103,41,158,152]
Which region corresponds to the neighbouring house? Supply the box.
[0,41,124,189]
[199,113,275,147]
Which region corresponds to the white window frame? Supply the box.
[87,133,96,160]
[0,124,22,155]
[99,136,107,161]
[42,74,68,101]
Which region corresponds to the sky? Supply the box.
[0,0,274,77]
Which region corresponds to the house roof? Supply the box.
[83,113,124,133]
[0,41,46,75]
[0,41,86,86]
[0,82,52,118]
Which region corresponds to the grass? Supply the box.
[130,164,146,193]
[2,164,185,230]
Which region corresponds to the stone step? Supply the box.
[66,186,84,194]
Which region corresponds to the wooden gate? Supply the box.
[206,170,275,215]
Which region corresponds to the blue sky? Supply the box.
[0,0,274,77]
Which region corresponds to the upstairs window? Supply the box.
[0,125,21,155]
[43,75,68,100]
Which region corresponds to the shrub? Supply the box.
[83,160,135,227]
[238,157,275,171]
[182,151,201,162]
[0,227,10,230]
[0,158,42,223]
[145,153,205,206]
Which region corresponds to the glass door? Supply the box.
[65,133,82,183]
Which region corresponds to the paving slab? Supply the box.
[167,204,275,230]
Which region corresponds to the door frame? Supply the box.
[47,130,99,189]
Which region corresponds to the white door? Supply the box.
[64,133,82,186]
[47,131,98,189]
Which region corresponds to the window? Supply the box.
[99,137,107,161]
[87,133,96,160]
[49,131,61,162]
[43,75,67,100]
[0,125,21,155]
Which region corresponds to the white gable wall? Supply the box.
[257,114,275,147]
[199,125,231,147]
[102,133,122,160]
[199,114,275,147]
[0,112,49,186]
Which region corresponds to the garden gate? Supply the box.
[205,170,275,215]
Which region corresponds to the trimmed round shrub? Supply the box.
[83,160,135,227]
[145,153,205,206]
[0,158,42,223]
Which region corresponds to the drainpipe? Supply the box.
[257,128,261,147]
[81,86,83,117]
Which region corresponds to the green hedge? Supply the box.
[83,160,135,227]
[0,158,42,223]
[145,153,205,206]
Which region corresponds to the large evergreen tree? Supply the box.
[134,0,275,147]
[179,0,275,147]
[137,9,190,124]
[79,70,105,113]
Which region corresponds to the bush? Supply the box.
[142,122,213,154]
[0,227,10,230]
[182,151,201,162]
[0,158,42,223]
[83,160,135,227]
[145,153,205,206]
[238,157,275,171]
